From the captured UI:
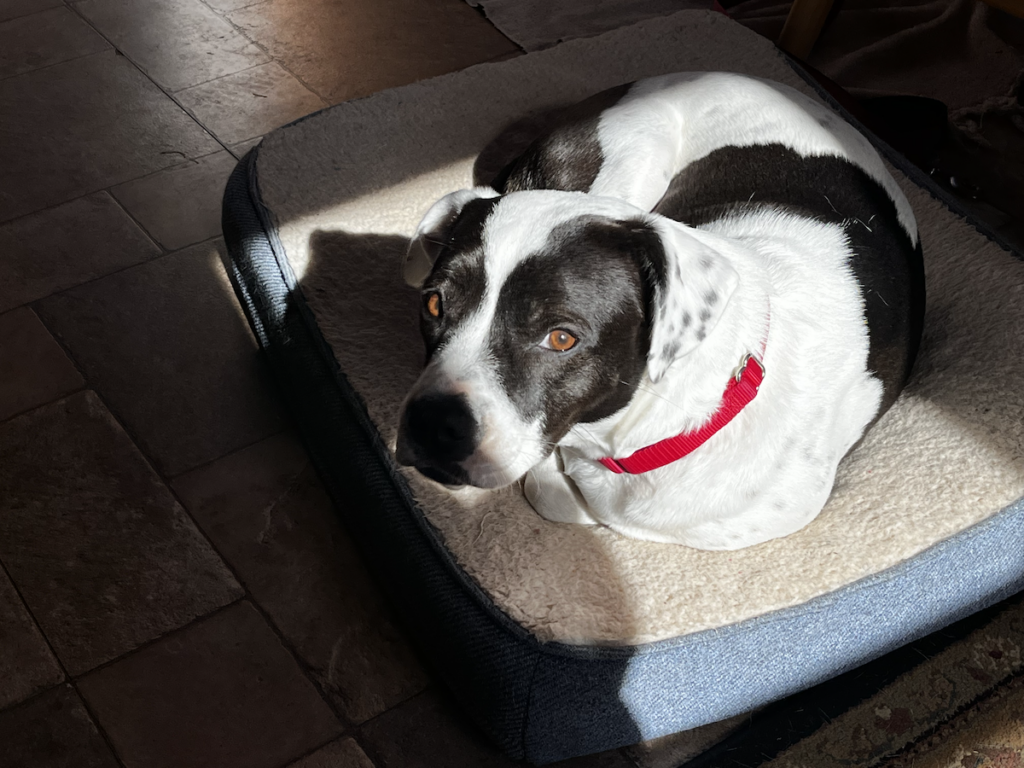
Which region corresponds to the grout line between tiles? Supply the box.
[62,4,237,154]
[270,730,380,768]
[0,1,74,25]
[163,427,290,482]
[0,681,58,718]
[0,381,88,425]
[168,57,329,141]
[0,45,113,84]
[348,691,431,768]
[349,731,385,768]
[104,189,171,255]
[163,56,262,98]
[70,597,246,682]
[24,234,221,319]
[0,559,130,768]
[15,328,356,736]
[159,457,360,730]
[0,149,228,231]
[0,559,67,698]
[345,685,433,748]
[192,0,333,106]
[0,188,105,229]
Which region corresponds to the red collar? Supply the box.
[599,315,769,475]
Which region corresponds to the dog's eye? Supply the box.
[544,329,577,352]
[425,292,442,318]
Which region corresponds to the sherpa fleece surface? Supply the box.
[253,11,1024,646]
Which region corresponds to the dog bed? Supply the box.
[221,11,1024,764]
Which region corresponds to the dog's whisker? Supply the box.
[622,380,686,413]
[572,423,602,445]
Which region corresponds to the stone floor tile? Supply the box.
[0,0,61,24]
[0,307,83,422]
[359,689,520,768]
[76,0,269,92]
[110,150,239,250]
[0,391,242,674]
[287,737,376,768]
[0,50,220,222]
[0,6,110,80]
[230,135,263,159]
[35,240,288,477]
[176,61,326,145]
[0,568,63,711]
[205,0,264,11]
[172,433,430,724]
[79,601,343,768]
[0,685,120,768]
[226,0,519,105]
[0,192,160,312]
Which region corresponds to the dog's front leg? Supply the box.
[523,449,599,526]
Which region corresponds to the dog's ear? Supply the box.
[642,218,740,383]
[403,187,500,288]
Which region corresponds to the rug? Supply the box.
[625,594,1024,767]
[765,595,1024,767]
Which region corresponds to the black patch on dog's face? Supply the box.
[418,196,499,357]
[487,216,664,445]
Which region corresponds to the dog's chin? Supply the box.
[414,465,468,489]
[413,462,526,491]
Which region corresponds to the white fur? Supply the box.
[528,209,883,549]
[404,186,500,288]
[591,72,918,245]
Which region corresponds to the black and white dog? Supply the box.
[395,72,925,550]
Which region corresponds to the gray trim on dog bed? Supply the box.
[221,14,1024,763]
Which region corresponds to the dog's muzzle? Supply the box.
[395,392,478,486]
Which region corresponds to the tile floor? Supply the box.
[0,0,615,765]
[3,0,1021,766]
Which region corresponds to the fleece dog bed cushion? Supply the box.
[221,11,1024,764]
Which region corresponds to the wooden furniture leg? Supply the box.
[778,0,836,59]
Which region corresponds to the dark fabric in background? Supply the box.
[728,0,1024,111]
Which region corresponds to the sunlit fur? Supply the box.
[400,72,920,549]
[589,72,917,243]
[526,207,884,548]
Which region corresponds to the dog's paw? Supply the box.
[523,451,599,526]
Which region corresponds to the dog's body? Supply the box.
[396,72,925,549]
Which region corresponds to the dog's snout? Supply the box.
[398,392,478,468]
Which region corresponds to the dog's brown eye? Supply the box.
[425,292,442,318]
[546,330,577,352]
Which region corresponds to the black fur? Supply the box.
[653,143,925,413]
[418,196,498,358]
[488,218,662,442]
[494,84,632,195]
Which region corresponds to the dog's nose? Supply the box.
[397,393,478,467]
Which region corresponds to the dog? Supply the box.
[395,72,925,550]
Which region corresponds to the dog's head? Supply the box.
[395,188,739,488]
